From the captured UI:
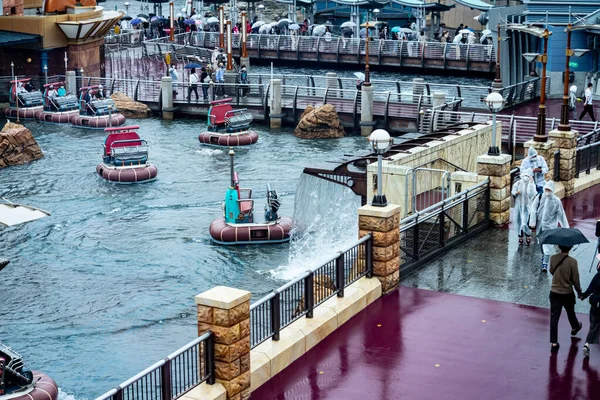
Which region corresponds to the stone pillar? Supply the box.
[548,129,578,196]
[224,70,237,96]
[326,72,338,98]
[161,76,174,120]
[476,154,512,226]
[240,57,250,70]
[412,77,425,103]
[524,139,556,182]
[360,84,374,137]
[66,71,76,95]
[196,286,251,400]
[269,79,283,129]
[432,91,445,131]
[358,204,401,294]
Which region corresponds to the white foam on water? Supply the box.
[195,148,224,156]
[270,174,361,281]
[57,388,80,400]
[107,207,121,214]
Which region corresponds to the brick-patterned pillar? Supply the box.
[358,204,401,294]
[524,139,556,182]
[548,129,578,196]
[195,287,251,400]
[476,154,512,226]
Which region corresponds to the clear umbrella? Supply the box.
[341,21,356,28]
[252,21,265,29]
[289,23,300,30]
[206,16,219,24]
[278,18,292,27]
[259,24,272,34]
[312,25,326,36]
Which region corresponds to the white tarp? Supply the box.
[0,203,50,227]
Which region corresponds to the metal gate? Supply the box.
[405,168,451,215]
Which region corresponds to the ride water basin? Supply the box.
[0,118,364,398]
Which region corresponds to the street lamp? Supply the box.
[368,129,393,207]
[485,92,504,156]
[169,1,174,42]
[226,20,233,70]
[44,64,48,84]
[219,6,225,48]
[559,22,590,131]
[64,52,68,77]
[364,22,372,85]
[241,11,248,58]
[521,28,550,142]
[124,2,130,15]
[373,8,380,38]
[257,4,264,21]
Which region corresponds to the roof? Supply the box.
[453,0,493,11]
[0,202,50,227]
[0,30,40,47]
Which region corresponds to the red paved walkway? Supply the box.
[252,287,599,400]
[503,98,600,122]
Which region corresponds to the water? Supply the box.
[0,118,366,397]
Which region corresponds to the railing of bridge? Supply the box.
[575,141,600,178]
[95,332,215,400]
[249,234,373,348]
[577,126,600,147]
[399,180,490,277]
[422,110,598,155]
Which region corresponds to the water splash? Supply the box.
[195,148,224,156]
[270,174,361,281]
[57,388,80,400]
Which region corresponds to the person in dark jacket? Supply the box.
[580,254,600,358]
[549,245,583,352]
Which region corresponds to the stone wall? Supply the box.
[3,0,24,15]
[67,38,105,77]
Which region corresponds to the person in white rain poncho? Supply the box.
[531,181,569,271]
[511,169,537,245]
[521,147,548,195]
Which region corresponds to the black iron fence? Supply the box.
[399,180,490,277]
[95,332,215,400]
[553,150,561,182]
[575,141,600,177]
[250,234,373,348]
[577,126,600,147]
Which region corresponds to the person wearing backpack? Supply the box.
[580,254,600,358]
[548,245,583,352]
[188,68,199,103]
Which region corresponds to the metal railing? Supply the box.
[553,150,561,181]
[399,180,490,277]
[575,141,600,177]
[250,234,373,348]
[577,126,600,147]
[95,332,215,400]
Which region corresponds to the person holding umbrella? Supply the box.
[530,181,569,271]
[537,227,589,352]
[512,168,537,245]
[580,254,600,358]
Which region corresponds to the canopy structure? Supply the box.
[506,23,552,38]
[0,201,50,227]
[0,31,40,47]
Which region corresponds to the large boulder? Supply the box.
[0,121,43,169]
[294,104,345,139]
[110,92,152,118]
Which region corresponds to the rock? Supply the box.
[110,92,151,118]
[292,274,337,318]
[294,104,345,139]
[0,121,43,169]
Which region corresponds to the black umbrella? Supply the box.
[121,15,133,21]
[137,14,149,19]
[184,63,202,69]
[537,228,589,246]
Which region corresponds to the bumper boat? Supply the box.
[209,150,292,245]
[71,85,126,128]
[0,342,58,400]
[3,79,43,120]
[198,98,258,146]
[37,82,79,123]
[96,125,158,184]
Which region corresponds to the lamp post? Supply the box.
[64,52,68,78]
[492,23,502,90]
[124,2,130,15]
[79,67,84,94]
[241,11,248,58]
[226,20,233,70]
[373,8,380,38]
[219,6,225,48]
[559,23,590,131]
[485,92,504,156]
[169,1,174,42]
[258,4,264,21]
[44,65,48,84]
[364,23,371,85]
[11,61,19,124]
[522,28,550,142]
[368,129,393,207]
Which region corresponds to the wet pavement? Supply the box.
[251,185,600,399]
[503,98,600,122]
